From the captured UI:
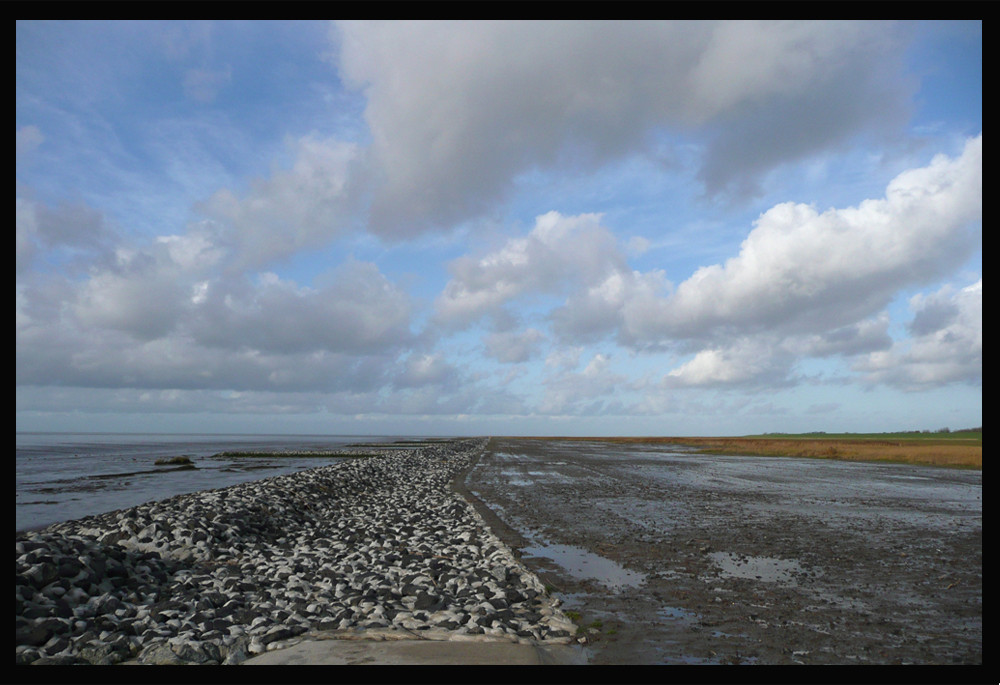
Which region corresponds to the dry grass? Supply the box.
[516,435,982,469]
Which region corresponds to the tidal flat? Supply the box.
[461,437,982,665]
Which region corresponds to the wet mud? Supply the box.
[457,438,982,666]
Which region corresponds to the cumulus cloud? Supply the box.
[394,353,459,389]
[432,135,979,390]
[198,135,363,270]
[691,21,912,199]
[16,200,418,394]
[483,328,545,363]
[623,134,982,345]
[74,249,192,341]
[335,20,913,237]
[793,314,893,358]
[16,329,394,394]
[538,352,628,415]
[435,211,626,326]
[545,346,583,371]
[856,279,981,389]
[15,21,980,430]
[551,268,667,345]
[187,262,413,355]
[663,337,796,388]
[16,197,115,273]
[907,286,962,336]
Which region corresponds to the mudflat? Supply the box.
[459,437,982,666]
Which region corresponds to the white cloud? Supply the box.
[198,135,363,270]
[435,211,625,326]
[187,261,413,355]
[483,328,545,364]
[664,338,795,388]
[538,352,628,415]
[15,196,114,274]
[856,279,981,389]
[155,232,225,272]
[545,346,583,370]
[336,20,913,237]
[74,249,191,341]
[582,353,611,377]
[17,213,417,392]
[552,267,668,345]
[15,21,981,433]
[428,137,980,392]
[692,21,913,199]
[793,314,893,358]
[624,134,982,345]
[395,353,459,388]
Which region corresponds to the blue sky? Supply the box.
[16,20,981,436]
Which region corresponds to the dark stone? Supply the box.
[21,604,53,620]
[17,620,60,647]
[412,592,441,611]
[26,562,59,589]
[261,625,305,645]
[94,593,121,614]
[137,642,186,665]
[91,553,108,574]
[31,654,91,665]
[232,608,259,624]
[173,640,220,664]
[506,589,526,604]
[77,639,128,666]
[45,636,71,655]
[207,618,232,632]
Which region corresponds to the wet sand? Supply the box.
[457,438,982,667]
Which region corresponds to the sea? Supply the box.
[15,432,433,533]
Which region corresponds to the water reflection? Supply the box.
[521,540,647,591]
[707,551,813,584]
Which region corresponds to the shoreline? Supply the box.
[16,438,581,665]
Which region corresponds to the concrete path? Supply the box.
[242,635,587,665]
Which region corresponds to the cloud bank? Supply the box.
[15,20,981,433]
[336,20,914,238]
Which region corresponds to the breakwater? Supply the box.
[15,438,578,665]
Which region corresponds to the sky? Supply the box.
[16,20,982,437]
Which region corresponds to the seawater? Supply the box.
[15,432,422,532]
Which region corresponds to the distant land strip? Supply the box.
[507,432,982,470]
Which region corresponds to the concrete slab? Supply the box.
[242,638,587,666]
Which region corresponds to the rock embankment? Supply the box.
[16,438,578,665]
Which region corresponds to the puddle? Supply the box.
[707,552,810,584]
[498,468,554,486]
[498,472,535,487]
[657,605,697,623]
[521,541,647,591]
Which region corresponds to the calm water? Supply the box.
[15,432,429,532]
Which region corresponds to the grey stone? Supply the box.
[15,439,578,664]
